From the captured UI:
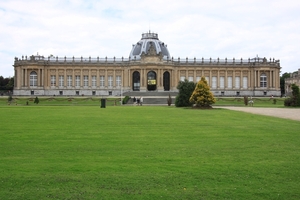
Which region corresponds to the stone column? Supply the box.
[80,69,83,87]
[72,69,75,87]
[64,69,67,87]
[217,70,220,89]
[225,70,228,89]
[25,68,27,87]
[97,69,99,87]
[89,69,91,87]
[209,70,212,88]
[233,70,235,88]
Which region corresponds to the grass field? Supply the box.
[0,96,287,107]
[0,105,299,199]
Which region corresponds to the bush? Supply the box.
[175,79,195,107]
[122,96,130,104]
[285,84,300,107]
[34,97,39,104]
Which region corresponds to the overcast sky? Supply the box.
[1,0,300,77]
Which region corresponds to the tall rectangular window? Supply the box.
[92,76,97,87]
[30,72,37,87]
[205,77,210,86]
[75,75,80,87]
[180,76,185,81]
[51,75,56,86]
[100,76,105,87]
[227,76,232,89]
[84,75,88,87]
[59,75,64,87]
[196,76,201,82]
[188,76,193,82]
[116,76,121,86]
[67,75,72,87]
[220,76,225,89]
[212,76,217,89]
[235,76,240,89]
[108,76,113,87]
[243,77,248,89]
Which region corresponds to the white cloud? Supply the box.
[1,0,300,77]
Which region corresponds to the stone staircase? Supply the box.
[123,91,178,105]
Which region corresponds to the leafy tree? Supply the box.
[175,79,195,107]
[189,77,216,108]
[34,96,40,104]
[284,84,300,107]
[280,72,290,96]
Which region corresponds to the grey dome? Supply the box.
[129,32,170,60]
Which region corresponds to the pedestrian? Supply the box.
[137,98,140,105]
[140,96,143,106]
[133,96,136,105]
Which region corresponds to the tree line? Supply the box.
[0,76,14,93]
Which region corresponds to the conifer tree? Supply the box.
[189,76,216,108]
[34,96,39,104]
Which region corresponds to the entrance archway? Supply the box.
[163,71,170,91]
[132,71,140,91]
[147,71,157,91]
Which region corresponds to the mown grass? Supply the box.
[0,106,299,199]
[0,96,287,107]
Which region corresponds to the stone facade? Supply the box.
[13,33,281,97]
[285,69,300,94]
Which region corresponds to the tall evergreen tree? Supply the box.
[189,77,216,108]
[175,79,195,107]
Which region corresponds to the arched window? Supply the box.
[260,73,267,88]
[30,71,37,87]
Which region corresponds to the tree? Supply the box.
[189,77,216,108]
[34,96,39,104]
[280,72,290,96]
[284,84,300,107]
[175,79,196,107]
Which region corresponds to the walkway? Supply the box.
[215,106,300,121]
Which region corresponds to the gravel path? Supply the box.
[215,106,300,121]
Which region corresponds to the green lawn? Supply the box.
[0,106,299,199]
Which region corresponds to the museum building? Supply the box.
[13,32,281,96]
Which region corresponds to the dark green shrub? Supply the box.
[175,79,195,107]
[34,96,39,104]
[122,96,130,104]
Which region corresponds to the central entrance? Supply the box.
[147,71,157,91]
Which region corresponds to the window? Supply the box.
[92,76,97,87]
[84,75,88,87]
[212,76,217,89]
[100,76,105,87]
[235,76,240,89]
[196,76,201,82]
[116,76,121,86]
[108,76,113,87]
[188,76,193,82]
[51,75,56,86]
[67,75,72,87]
[92,91,96,95]
[59,91,63,95]
[59,75,64,87]
[180,76,185,81]
[30,71,37,87]
[205,77,209,86]
[75,76,80,87]
[220,76,225,89]
[243,77,248,89]
[260,73,267,88]
[227,76,232,89]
